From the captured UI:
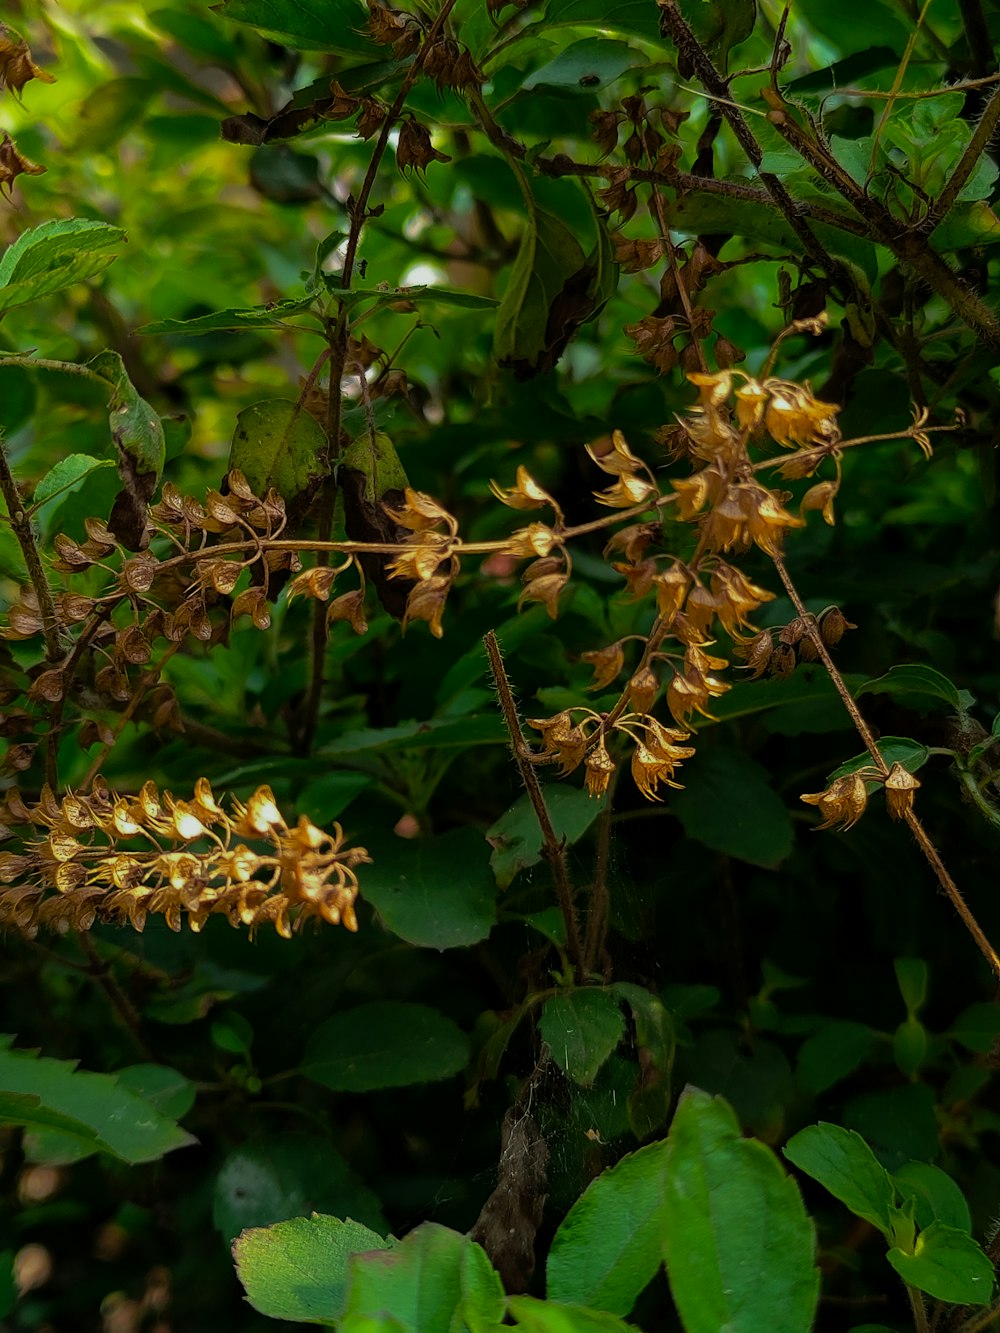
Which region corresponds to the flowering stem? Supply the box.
[772,554,1000,981]
[484,629,584,980]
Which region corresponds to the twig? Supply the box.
[772,554,1000,981]
[484,630,583,978]
[0,436,62,666]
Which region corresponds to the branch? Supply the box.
[0,435,61,666]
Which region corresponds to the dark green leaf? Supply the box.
[611,983,673,1069]
[0,219,126,316]
[783,1122,896,1238]
[662,1089,819,1333]
[234,1213,390,1325]
[487,785,610,889]
[361,827,496,950]
[795,1022,873,1096]
[670,747,793,868]
[214,1136,386,1242]
[89,350,166,549]
[523,39,638,93]
[303,1002,469,1091]
[543,0,660,39]
[547,1138,669,1314]
[0,1251,13,1320]
[842,1083,941,1166]
[214,0,378,55]
[230,398,330,506]
[949,1001,1000,1053]
[342,1222,504,1331]
[0,1036,195,1164]
[540,990,625,1086]
[322,715,507,759]
[138,296,317,335]
[932,201,1000,250]
[115,1064,196,1120]
[856,664,963,713]
[887,1222,994,1305]
[829,738,930,782]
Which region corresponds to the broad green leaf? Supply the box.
[30,454,115,540]
[892,1162,971,1235]
[338,429,407,503]
[932,201,1000,250]
[330,284,498,311]
[342,1223,504,1331]
[706,668,863,735]
[89,350,166,549]
[887,1222,994,1305]
[782,1123,896,1239]
[493,187,589,375]
[507,1295,640,1331]
[296,771,373,824]
[115,1064,195,1120]
[788,46,900,92]
[303,1002,469,1092]
[213,1135,386,1242]
[540,990,625,1086]
[360,827,496,950]
[0,1036,195,1164]
[894,957,928,1014]
[523,38,637,93]
[487,785,610,889]
[856,664,963,713]
[795,1022,873,1096]
[670,747,793,868]
[543,0,660,39]
[234,1214,390,1325]
[230,398,330,506]
[215,0,379,54]
[829,738,930,783]
[892,1017,928,1079]
[138,295,317,335]
[547,1138,669,1314]
[322,715,507,758]
[611,983,673,1069]
[843,1083,940,1166]
[949,1001,1000,1053]
[0,219,126,316]
[791,0,908,51]
[662,1089,819,1333]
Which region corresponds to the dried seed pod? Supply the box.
[818,606,856,646]
[628,667,659,715]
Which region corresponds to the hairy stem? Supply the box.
[484,630,584,978]
[0,436,62,665]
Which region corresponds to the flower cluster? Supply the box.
[0,778,369,938]
[801,762,921,830]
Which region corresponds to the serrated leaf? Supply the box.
[303,1002,469,1092]
[233,1213,390,1325]
[540,990,625,1086]
[0,1036,195,1164]
[342,1222,504,1331]
[547,1138,669,1314]
[138,295,316,334]
[230,398,330,506]
[360,827,496,950]
[783,1122,896,1239]
[887,1222,994,1305]
[662,1089,819,1333]
[487,786,610,889]
[0,219,126,316]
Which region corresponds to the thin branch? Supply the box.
[0,435,61,665]
[772,554,1000,982]
[484,630,584,978]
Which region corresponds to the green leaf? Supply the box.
[487,785,610,889]
[887,1222,994,1305]
[0,219,126,317]
[543,0,660,39]
[342,1223,504,1331]
[611,983,673,1069]
[233,1213,390,1325]
[782,1122,896,1239]
[0,1036,195,1164]
[230,398,330,506]
[829,738,930,783]
[547,1138,669,1314]
[932,201,1000,250]
[894,957,928,1014]
[949,1001,1000,1053]
[214,0,379,54]
[214,1136,386,1243]
[322,715,507,759]
[138,295,317,335]
[892,1017,928,1079]
[523,38,638,93]
[338,429,408,503]
[0,1250,14,1320]
[892,1162,971,1234]
[302,1002,469,1092]
[360,827,496,950]
[30,454,115,539]
[540,990,625,1086]
[493,189,588,375]
[662,1089,819,1333]
[670,747,793,868]
[115,1064,196,1120]
[507,1296,639,1331]
[87,350,166,548]
[969,712,1000,767]
[795,1022,873,1096]
[856,663,963,713]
